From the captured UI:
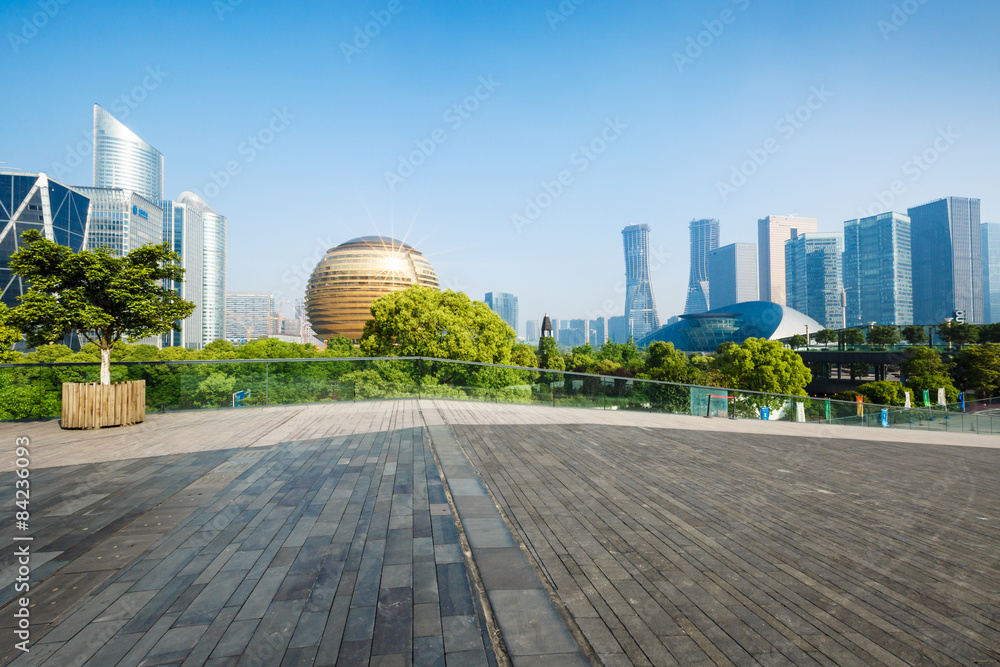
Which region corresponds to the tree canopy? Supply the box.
[9,230,195,384]
[867,325,901,347]
[0,304,21,363]
[714,338,812,396]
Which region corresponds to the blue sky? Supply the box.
[3,0,998,331]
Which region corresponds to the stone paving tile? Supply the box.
[2,416,497,666]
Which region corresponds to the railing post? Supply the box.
[265,361,269,406]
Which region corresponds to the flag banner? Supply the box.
[796,402,805,423]
[881,409,889,428]
[922,389,930,407]
[824,400,831,420]
[904,391,911,408]
[937,388,946,406]
[959,392,965,411]
[760,406,769,420]
[855,396,864,416]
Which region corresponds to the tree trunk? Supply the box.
[100,346,111,386]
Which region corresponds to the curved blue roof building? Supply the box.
[637,301,824,352]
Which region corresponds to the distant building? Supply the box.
[485,292,518,333]
[909,197,983,324]
[785,233,843,329]
[843,212,912,327]
[622,224,660,340]
[75,186,163,256]
[525,319,539,342]
[684,218,719,314]
[608,315,628,343]
[160,198,205,349]
[538,314,554,355]
[983,223,1000,324]
[567,319,588,347]
[93,104,164,201]
[708,242,757,311]
[758,215,818,305]
[638,301,824,352]
[226,292,273,342]
[0,172,90,309]
[590,317,607,347]
[183,194,227,346]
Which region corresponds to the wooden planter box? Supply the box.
[62,380,146,429]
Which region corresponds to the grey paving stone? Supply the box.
[414,635,445,667]
[488,589,579,657]
[234,566,290,621]
[144,624,208,664]
[413,602,442,638]
[288,609,328,649]
[437,563,475,617]
[343,604,377,642]
[473,547,542,591]
[444,648,489,666]
[372,587,413,656]
[211,619,260,658]
[441,613,484,654]
[462,518,517,549]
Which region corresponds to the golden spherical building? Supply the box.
[305,236,439,341]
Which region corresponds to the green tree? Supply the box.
[842,329,866,346]
[641,341,696,384]
[900,325,928,346]
[714,338,812,396]
[951,343,1000,397]
[9,230,194,385]
[854,380,905,406]
[537,337,564,370]
[937,321,979,348]
[813,329,837,346]
[900,346,959,403]
[595,338,643,375]
[787,334,807,348]
[867,325,901,348]
[0,304,22,363]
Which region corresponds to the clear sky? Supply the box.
[3,0,998,332]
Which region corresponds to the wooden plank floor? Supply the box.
[444,404,1000,666]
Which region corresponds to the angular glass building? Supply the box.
[708,242,758,311]
[757,215,818,305]
[178,192,227,347]
[484,292,518,333]
[305,236,439,341]
[622,224,660,341]
[684,218,719,314]
[785,232,844,329]
[93,104,164,201]
[908,197,982,324]
[843,212,912,327]
[75,186,163,256]
[1,172,91,308]
[160,199,205,349]
[982,223,1000,324]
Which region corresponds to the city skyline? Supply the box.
[2,1,997,323]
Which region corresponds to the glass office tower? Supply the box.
[758,215,818,305]
[785,232,843,328]
[179,192,226,346]
[908,197,982,324]
[93,104,164,201]
[684,218,719,314]
[161,200,205,348]
[1,172,90,308]
[225,292,273,341]
[843,212,912,327]
[484,292,519,333]
[622,224,660,340]
[76,187,163,255]
[982,223,1000,324]
[707,242,758,311]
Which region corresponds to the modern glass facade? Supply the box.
[484,292,518,334]
[305,236,439,341]
[178,192,226,347]
[93,104,164,201]
[525,319,539,342]
[76,187,163,256]
[708,242,758,311]
[982,223,1000,324]
[785,232,843,329]
[622,224,660,340]
[908,197,983,324]
[1,172,90,308]
[843,212,912,327]
[758,215,818,305]
[684,218,719,314]
[590,316,607,347]
[608,315,627,343]
[225,292,274,341]
[160,200,205,349]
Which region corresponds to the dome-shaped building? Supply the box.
[305,236,439,341]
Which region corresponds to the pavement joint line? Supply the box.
[420,401,597,666]
[421,414,511,667]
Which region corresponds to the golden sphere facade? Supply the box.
[305,236,439,341]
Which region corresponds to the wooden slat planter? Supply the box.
[61,380,146,429]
